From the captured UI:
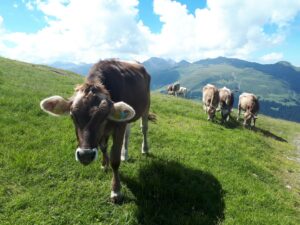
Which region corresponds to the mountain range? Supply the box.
[49,57,300,122]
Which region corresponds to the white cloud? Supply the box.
[13,3,19,8]
[25,1,34,10]
[260,52,283,63]
[0,0,300,64]
[1,0,150,64]
[148,0,300,61]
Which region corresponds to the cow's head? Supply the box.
[40,83,135,165]
[243,111,257,127]
[207,105,217,120]
[221,106,230,121]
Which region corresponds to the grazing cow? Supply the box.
[167,82,180,96]
[40,59,154,203]
[202,84,219,121]
[177,87,188,98]
[218,87,234,123]
[237,92,259,127]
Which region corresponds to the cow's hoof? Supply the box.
[141,144,149,154]
[110,191,123,204]
[121,154,128,161]
[141,149,149,155]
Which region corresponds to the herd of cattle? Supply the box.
[40,59,260,203]
[167,82,260,127]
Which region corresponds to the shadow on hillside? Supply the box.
[253,127,287,143]
[122,160,225,225]
[214,115,240,129]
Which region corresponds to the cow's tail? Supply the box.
[148,112,157,123]
[225,95,230,106]
[210,91,215,109]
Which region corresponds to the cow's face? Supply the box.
[207,106,216,120]
[243,111,253,126]
[221,107,230,121]
[40,84,135,165]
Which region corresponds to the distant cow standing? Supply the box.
[202,84,219,120]
[40,59,154,203]
[237,92,259,127]
[167,82,180,96]
[177,87,188,98]
[218,87,234,123]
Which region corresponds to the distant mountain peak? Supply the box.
[276,61,292,67]
[177,60,191,66]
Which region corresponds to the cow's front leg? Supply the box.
[121,124,130,161]
[110,124,126,203]
[99,135,109,172]
[237,105,241,121]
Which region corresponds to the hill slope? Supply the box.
[0,57,300,224]
[143,57,300,123]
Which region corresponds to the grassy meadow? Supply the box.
[0,57,300,224]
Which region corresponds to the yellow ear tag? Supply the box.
[113,111,128,120]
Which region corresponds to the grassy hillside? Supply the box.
[1,57,300,225]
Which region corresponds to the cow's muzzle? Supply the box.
[75,147,98,165]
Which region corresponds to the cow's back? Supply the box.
[203,84,219,107]
[87,60,150,120]
[219,87,234,108]
[239,93,259,113]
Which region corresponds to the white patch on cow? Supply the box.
[119,59,139,65]
[220,86,231,93]
[72,91,84,107]
[205,84,215,88]
[75,147,98,161]
[111,191,121,198]
[239,92,253,98]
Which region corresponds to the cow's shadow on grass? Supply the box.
[214,115,240,129]
[252,127,287,142]
[122,160,225,225]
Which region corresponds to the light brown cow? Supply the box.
[237,92,259,127]
[40,59,154,203]
[218,87,234,123]
[202,84,219,120]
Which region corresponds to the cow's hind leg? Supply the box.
[141,113,149,154]
[121,124,130,161]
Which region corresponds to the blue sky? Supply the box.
[0,0,300,65]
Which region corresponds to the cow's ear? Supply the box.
[108,101,135,122]
[40,96,71,116]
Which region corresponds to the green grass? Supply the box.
[1,57,300,224]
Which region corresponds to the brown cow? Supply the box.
[218,87,234,123]
[237,92,259,127]
[167,82,180,96]
[202,84,219,120]
[40,59,153,203]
